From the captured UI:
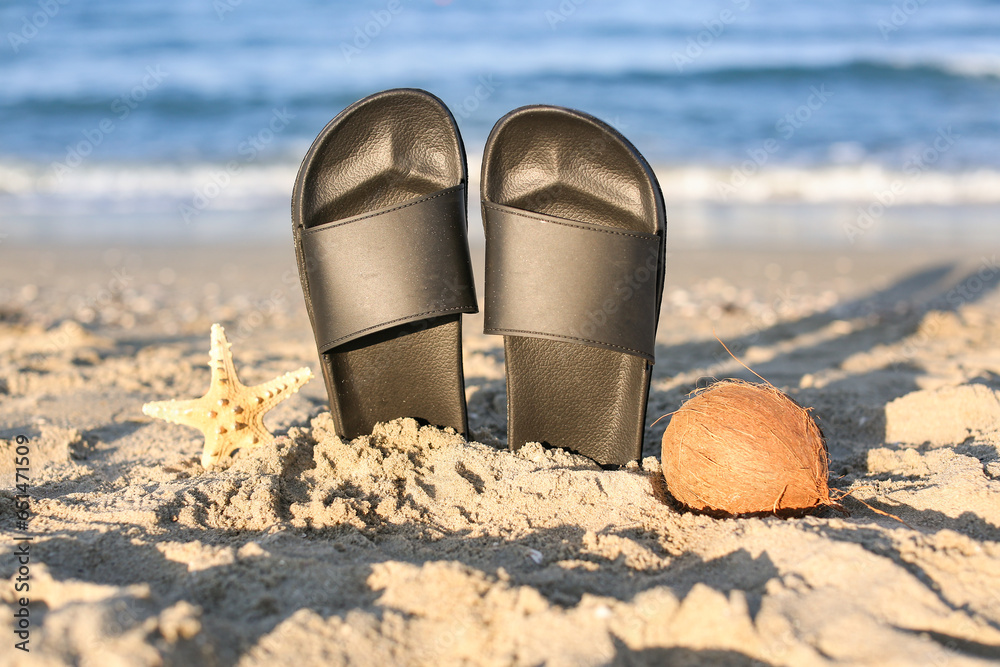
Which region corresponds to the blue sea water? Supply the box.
[2,0,999,244]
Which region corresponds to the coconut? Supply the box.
[660,380,838,517]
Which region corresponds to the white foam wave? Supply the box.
[655,164,1000,205]
[0,160,295,200]
[2,160,1000,209]
[910,54,1000,80]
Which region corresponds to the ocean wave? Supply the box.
[2,160,1000,210]
[656,164,1000,205]
[866,55,1000,80]
[0,160,295,209]
[925,54,1000,80]
[583,55,1000,82]
[4,55,998,118]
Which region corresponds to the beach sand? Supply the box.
[1,242,999,666]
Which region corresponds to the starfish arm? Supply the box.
[142,398,212,428]
[247,422,275,448]
[202,424,274,467]
[250,366,314,412]
[200,432,223,467]
[209,323,241,389]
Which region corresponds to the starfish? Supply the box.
[143,323,313,467]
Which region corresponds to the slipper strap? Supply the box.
[300,184,478,353]
[483,202,660,363]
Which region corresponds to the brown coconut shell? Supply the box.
[660,380,837,517]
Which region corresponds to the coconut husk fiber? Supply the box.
[660,380,838,517]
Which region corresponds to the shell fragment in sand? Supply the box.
[142,323,313,467]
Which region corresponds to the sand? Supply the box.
[1,242,1000,666]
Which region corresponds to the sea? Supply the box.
[2,0,999,247]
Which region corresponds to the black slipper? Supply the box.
[481,105,666,465]
[292,88,478,439]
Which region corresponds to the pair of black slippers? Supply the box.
[292,88,666,466]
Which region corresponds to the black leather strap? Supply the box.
[300,185,478,353]
[483,202,660,362]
